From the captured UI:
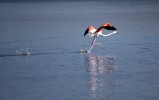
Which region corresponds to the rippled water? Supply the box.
[0,1,159,100]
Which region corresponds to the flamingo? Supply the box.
[84,23,118,53]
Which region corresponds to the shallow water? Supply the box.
[0,1,159,100]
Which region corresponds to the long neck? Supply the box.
[96,27,102,32]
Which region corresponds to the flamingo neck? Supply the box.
[94,27,102,36]
[96,27,102,32]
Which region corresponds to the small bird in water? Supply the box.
[84,23,118,53]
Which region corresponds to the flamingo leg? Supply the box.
[88,35,97,53]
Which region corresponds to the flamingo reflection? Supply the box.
[85,54,117,100]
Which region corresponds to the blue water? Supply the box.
[0,1,159,100]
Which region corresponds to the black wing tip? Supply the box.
[84,28,89,36]
[103,26,117,31]
[113,27,117,31]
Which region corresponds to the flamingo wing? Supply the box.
[84,26,96,36]
[103,25,117,31]
[84,28,89,36]
[101,23,117,31]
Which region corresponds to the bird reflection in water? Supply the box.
[85,54,117,100]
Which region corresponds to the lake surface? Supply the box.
[0,0,159,100]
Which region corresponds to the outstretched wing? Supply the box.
[104,26,117,30]
[101,23,117,31]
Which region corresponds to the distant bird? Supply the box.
[84,23,118,52]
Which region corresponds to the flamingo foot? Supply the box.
[87,50,91,53]
[79,50,87,53]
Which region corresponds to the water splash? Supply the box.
[16,48,30,56]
